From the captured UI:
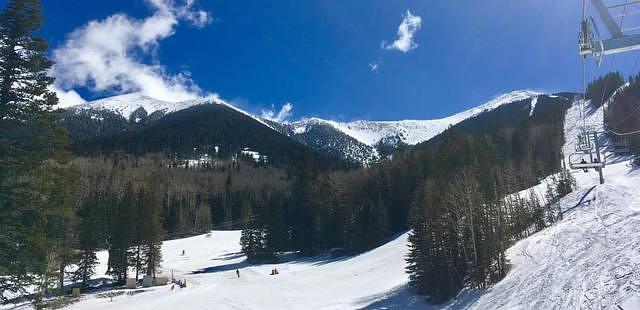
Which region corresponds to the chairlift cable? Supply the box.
[609,97,640,126]
[582,0,588,126]
[608,127,640,135]
[599,0,629,105]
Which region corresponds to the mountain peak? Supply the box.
[290,90,540,146]
[68,93,219,120]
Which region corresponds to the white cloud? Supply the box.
[50,86,86,108]
[383,10,422,53]
[261,102,294,123]
[51,0,211,106]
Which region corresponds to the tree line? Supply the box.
[586,71,625,107]
[239,96,574,302]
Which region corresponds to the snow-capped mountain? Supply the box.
[62,90,544,166]
[267,118,380,165]
[273,90,542,164]
[68,93,234,122]
[289,90,540,147]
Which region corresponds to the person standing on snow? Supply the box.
[236,269,240,278]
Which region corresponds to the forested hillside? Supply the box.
[239,94,573,303]
[586,72,625,107]
[606,73,640,158]
[61,104,353,169]
[266,118,381,165]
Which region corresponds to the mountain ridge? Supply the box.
[63,90,546,165]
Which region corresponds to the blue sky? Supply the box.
[29,0,640,120]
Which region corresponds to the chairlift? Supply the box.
[575,0,640,184]
[575,133,595,153]
[580,0,640,64]
[568,131,606,184]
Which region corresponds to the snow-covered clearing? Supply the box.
[1,231,427,310]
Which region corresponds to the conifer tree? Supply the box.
[73,194,102,288]
[108,182,136,284]
[0,0,57,121]
[141,184,165,277]
[0,0,71,300]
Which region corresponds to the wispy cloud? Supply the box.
[51,0,211,106]
[261,102,294,123]
[369,60,382,72]
[383,10,422,53]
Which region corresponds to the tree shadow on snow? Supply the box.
[359,285,486,310]
[191,259,250,274]
[211,251,245,261]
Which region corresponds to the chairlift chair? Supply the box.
[569,131,606,170]
[569,152,606,169]
[575,133,594,153]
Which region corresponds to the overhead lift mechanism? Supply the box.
[580,0,640,63]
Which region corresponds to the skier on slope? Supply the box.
[236,269,240,278]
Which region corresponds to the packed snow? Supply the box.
[291,90,540,146]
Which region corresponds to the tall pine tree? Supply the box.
[0,0,72,301]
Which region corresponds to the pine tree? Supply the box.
[555,169,576,198]
[141,184,165,277]
[73,194,102,288]
[0,0,71,300]
[288,152,319,255]
[406,180,465,303]
[129,187,146,281]
[0,0,57,121]
[108,182,136,284]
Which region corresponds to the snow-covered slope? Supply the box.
[469,162,640,309]
[291,90,540,146]
[466,100,640,309]
[19,231,425,310]
[68,93,211,120]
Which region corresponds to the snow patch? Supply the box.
[529,96,538,117]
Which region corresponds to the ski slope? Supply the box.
[35,231,424,310]
[466,100,640,309]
